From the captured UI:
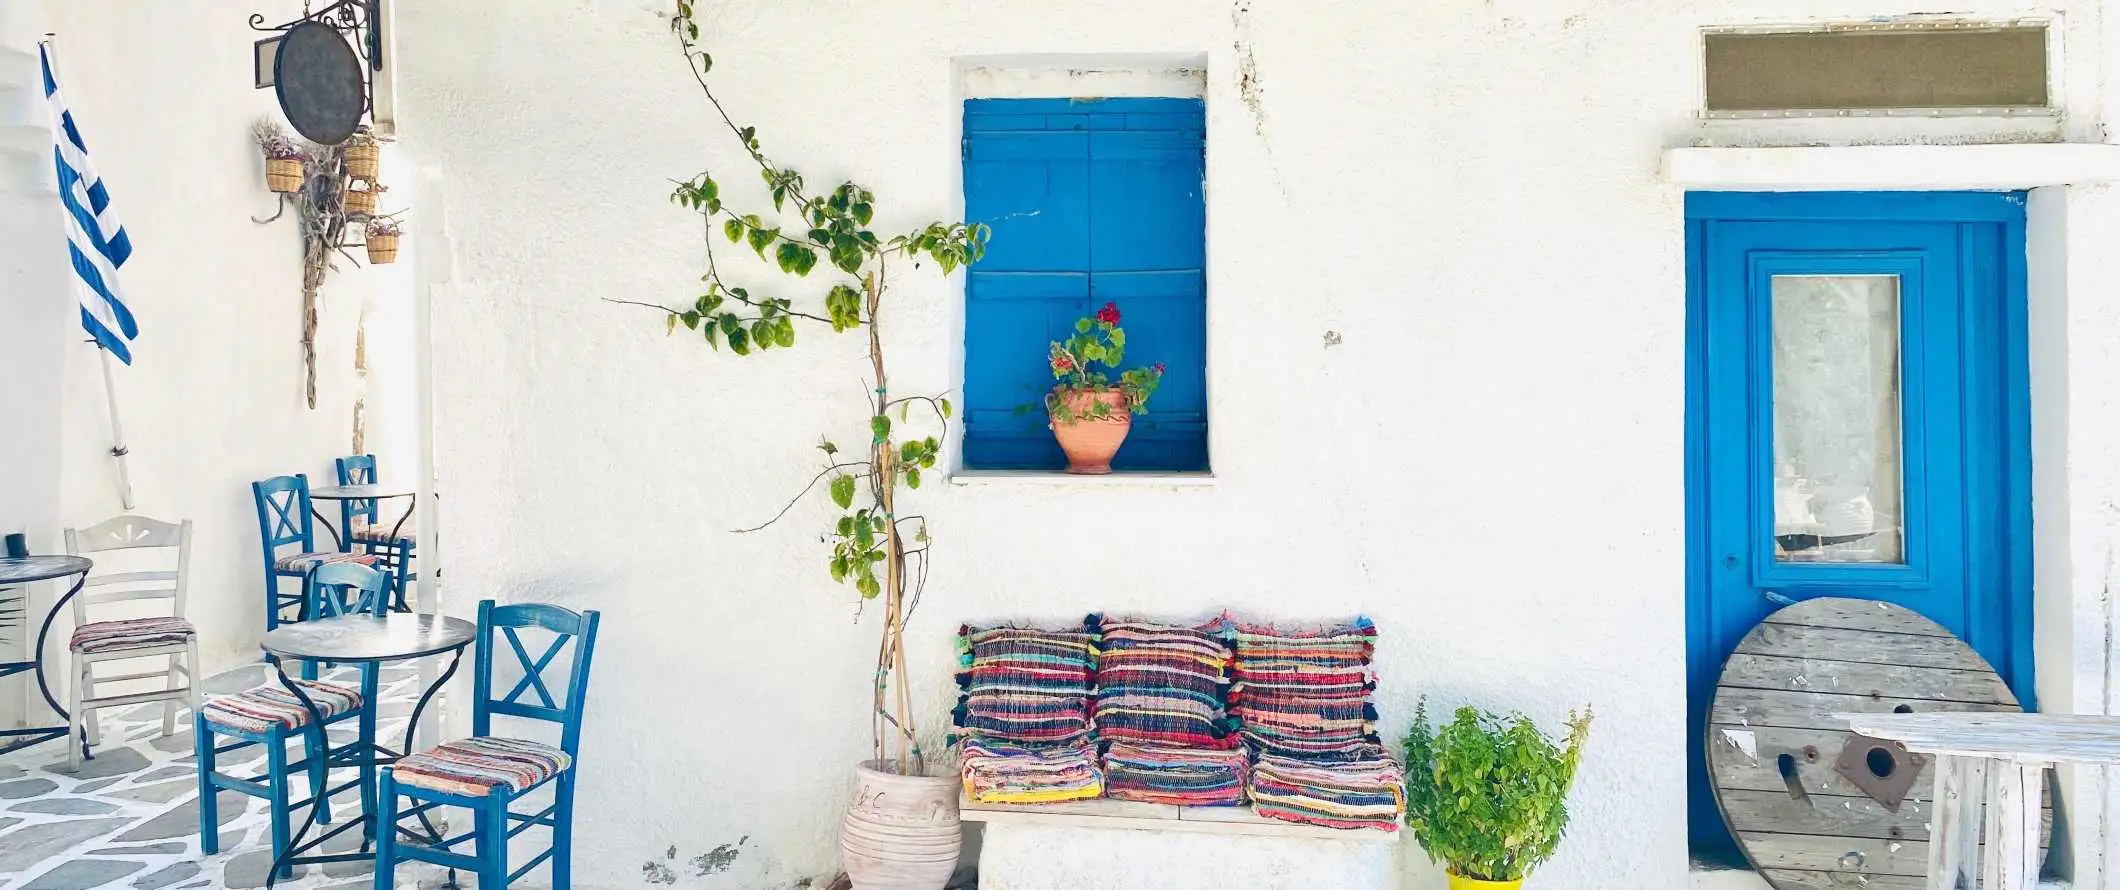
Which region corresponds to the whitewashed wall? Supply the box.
[389,2,2120,889]
[0,0,406,693]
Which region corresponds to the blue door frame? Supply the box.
[1684,191,2034,851]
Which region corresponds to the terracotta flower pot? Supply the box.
[265,157,303,193]
[1049,389,1132,475]
[1447,872,1523,890]
[839,760,961,890]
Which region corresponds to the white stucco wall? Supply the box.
[390,2,2120,889]
[0,0,410,700]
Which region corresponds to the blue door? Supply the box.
[1684,192,2033,850]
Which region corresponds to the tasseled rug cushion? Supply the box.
[394,737,572,797]
[274,551,383,572]
[70,616,195,654]
[1102,742,1249,806]
[953,625,1097,747]
[960,738,1103,804]
[1229,619,1382,760]
[1248,749,1404,832]
[350,520,417,547]
[1089,615,1238,750]
[202,680,363,735]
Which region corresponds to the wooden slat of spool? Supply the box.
[1710,596,2050,890]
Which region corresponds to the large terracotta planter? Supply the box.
[1049,390,1132,474]
[1447,873,1523,890]
[840,760,961,890]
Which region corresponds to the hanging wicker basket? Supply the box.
[344,187,379,216]
[344,141,380,181]
[365,232,400,265]
[265,157,303,193]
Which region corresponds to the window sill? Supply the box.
[947,470,1217,489]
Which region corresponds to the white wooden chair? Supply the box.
[62,515,202,771]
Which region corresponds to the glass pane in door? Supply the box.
[1770,275,1905,564]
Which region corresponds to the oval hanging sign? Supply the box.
[273,20,364,145]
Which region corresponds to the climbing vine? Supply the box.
[620,1,989,775]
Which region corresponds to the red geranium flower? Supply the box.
[1153,362,1166,374]
[1096,302,1121,325]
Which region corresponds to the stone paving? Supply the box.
[0,662,453,890]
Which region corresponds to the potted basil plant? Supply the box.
[1403,701,1593,890]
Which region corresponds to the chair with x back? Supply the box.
[376,600,601,890]
[61,515,202,772]
[334,454,416,611]
[196,560,388,876]
[252,474,379,633]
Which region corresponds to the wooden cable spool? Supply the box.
[1708,597,2050,889]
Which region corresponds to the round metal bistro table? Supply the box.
[257,612,476,887]
[308,483,417,611]
[0,555,94,755]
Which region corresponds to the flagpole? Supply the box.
[94,345,134,510]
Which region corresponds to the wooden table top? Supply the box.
[1846,712,2120,764]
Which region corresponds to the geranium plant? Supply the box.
[1403,701,1594,885]
[1046,302,1164,424]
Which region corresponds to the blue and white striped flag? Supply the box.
[41,43,138,365]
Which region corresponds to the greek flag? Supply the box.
[41,43,138,365]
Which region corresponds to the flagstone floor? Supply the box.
[0,662,454,890]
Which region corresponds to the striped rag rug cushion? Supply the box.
[1249,749,1404,832]
[202,680,363,735]
[1230,619,1381,759]
[274,551,383,572]
[1089,615,1238,749]
[394,737,573,797]
[1102,742,1249,806]
[69,616,195,654]
[953,625,1097,747]
[960,737,1103,804]
[350,520,417,547]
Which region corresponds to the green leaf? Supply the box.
[1076,318,1091,333]
[680,310,701,330]
[906,467,922,489]
[724,218,745,243]
[853,203,874,225]
[696,52,712,73]
[856,575,881,599]
[774,318,795,347]
[727,326,750,355]
[719,314,741,336]
[830,555,848,582]
[1109,328,1126,350]
[940,398,953,419]
[664,313,677,335]
[830,474,856,509]
[747,226,775,257]
[818,440,839,456]
[871,414,891,441]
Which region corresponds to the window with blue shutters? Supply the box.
[961,97,1208,472]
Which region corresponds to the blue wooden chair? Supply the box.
[334,454,417,612]
[375,600,601,890]
[197,562,389,877]
[253,474,380,632]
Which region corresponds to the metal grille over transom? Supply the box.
[1704,24,2049,114]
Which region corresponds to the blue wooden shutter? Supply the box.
[962,98,1207,471]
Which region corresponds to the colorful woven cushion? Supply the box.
[394,737,573,797]
[274,551,383,572]
[960,738,1103,804]
[1249,749,1404,831]
[953,625,1097,746]
[350,520,417,547]
[69,616,195,654]
[1230,619,1380,758]
[1089,615,1236,749]
[1102,742,1249,806]
[202,680,363,735]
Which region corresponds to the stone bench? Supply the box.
[963,796,1401,890]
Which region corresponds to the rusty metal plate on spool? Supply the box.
[1707,597,2050,889]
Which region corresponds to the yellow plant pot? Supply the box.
[1448,874,1523,890]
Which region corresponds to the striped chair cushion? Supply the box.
[393,737,572,797]
[350,520,417,547]
[69,617,196,654]
[202,680,363,735]
[273,551,383,572]
[1090,616,1238,749]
